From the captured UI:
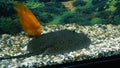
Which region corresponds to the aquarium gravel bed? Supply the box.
[0,23,120,67]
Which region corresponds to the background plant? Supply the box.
[0,0,120,34]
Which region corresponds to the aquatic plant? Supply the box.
[38,13,54,24]
[92,0,107,11]
[60,13,78,24]
[73,0,94,11]
[72,0,120,25]
[60,12,91,25]
[73,0,87,7]
[25,0,45,9]
[0,16,22,35]
[106,0,117,12]
[0,2,16,17]
[104,0,120,25]
[0,0,120,35]
[37,0,73,2]
[27,1,67,24]
[114,2,120,15]
[90,18,101,25]
[113,15,120,25]
[44,2,67,15]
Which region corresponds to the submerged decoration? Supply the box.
[27,29,91,55]
[13,2,42,37]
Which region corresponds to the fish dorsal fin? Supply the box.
[13,2,32,14]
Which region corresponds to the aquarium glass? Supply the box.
[0,0,120,67]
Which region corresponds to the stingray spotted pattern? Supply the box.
[13,2,42,37]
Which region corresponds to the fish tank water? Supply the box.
[0,0,120,67]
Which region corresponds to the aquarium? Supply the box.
[0,0,120,67]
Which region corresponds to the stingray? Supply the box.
[0,29,91,60]
[28,29,91,55]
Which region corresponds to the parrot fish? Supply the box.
[13,2,42,37]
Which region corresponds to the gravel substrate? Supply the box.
[0,23,120,67]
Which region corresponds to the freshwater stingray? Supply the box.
[27,29,91,55]
[0,29,91,60]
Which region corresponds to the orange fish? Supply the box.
[13,2,42,37]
